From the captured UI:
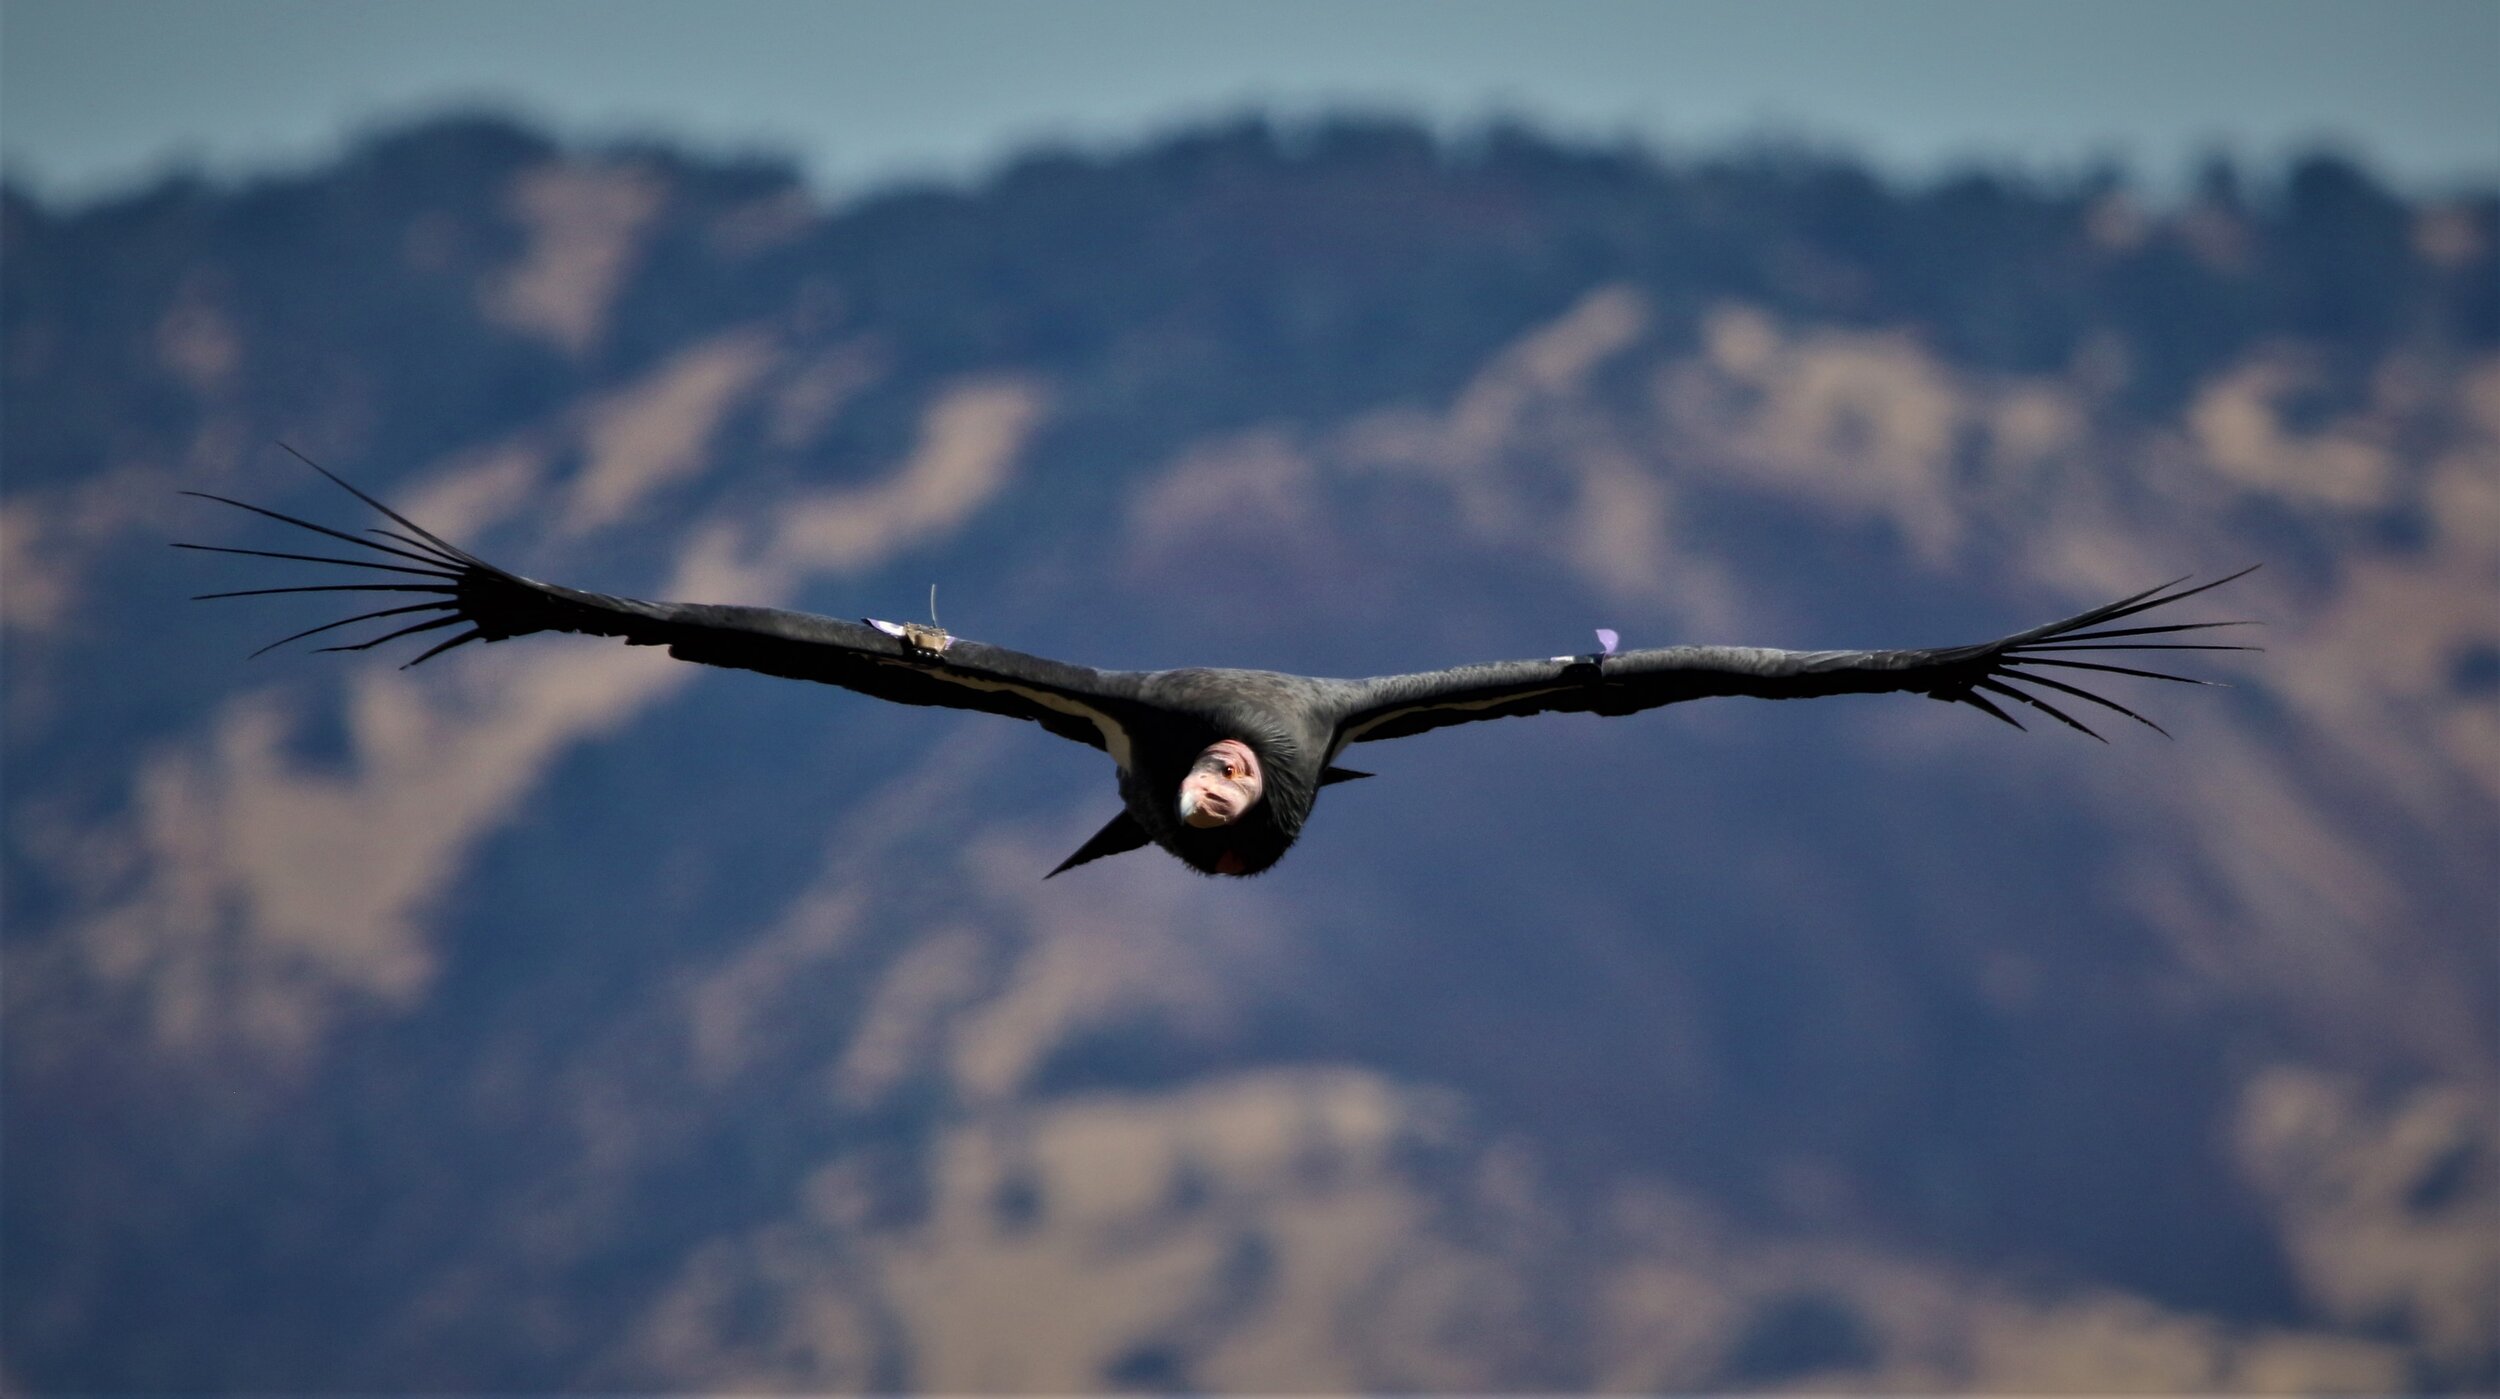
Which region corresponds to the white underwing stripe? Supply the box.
[877,658,1135,769]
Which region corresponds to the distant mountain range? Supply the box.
[5,112,2494,1392]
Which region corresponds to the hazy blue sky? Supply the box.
[4,0,2494,207]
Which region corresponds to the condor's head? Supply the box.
[1177,738,1264,830]
[1147,724,1338,879]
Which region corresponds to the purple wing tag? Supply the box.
[1553,628,1622,664]
[866,618,908,638]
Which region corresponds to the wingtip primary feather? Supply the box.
[277,441,487,565]
[1977,676,2105,741]
[400,628,487,669]
[1963,565,2258,740]
[179,488,458,572]
[248,601,456,658]
[2006,667,2173,738]
[1957,687,2028,731]
[310,613,464,655]
[170,540,459,578]
[184,448,523,667]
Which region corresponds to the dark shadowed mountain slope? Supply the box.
[4,113,2494,1392]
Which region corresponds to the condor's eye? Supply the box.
[1223,760,1241,779]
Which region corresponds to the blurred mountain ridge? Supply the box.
[3,110,2494,1392]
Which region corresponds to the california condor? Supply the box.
[181,456,2254,878]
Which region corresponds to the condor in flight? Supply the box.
[182,457,2253,879]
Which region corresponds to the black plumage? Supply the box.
[181,458,2255,878]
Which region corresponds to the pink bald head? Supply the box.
[1178,739,1264,828]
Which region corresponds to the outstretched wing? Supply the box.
[178,455,1150,755]
[1333,572,2258,746]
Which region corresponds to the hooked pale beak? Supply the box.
[1179,738,1263,828]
